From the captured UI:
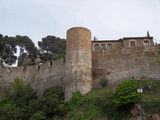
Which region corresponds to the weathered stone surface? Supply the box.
[0,27,160,101]
[65,27,92,100]
[152,114,160,120]
[131,104,141,116]
[0,59,65,96]
[92,45,160,87]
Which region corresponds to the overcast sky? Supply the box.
[0,0,160,44]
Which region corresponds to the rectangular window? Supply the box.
[94,44,100,50]
[130,41,135,47]
[144,41,149,47]
[107,44,112,49]
[101,44,106,50]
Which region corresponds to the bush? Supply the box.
[67,91,100,120]
[0,77,37,120]
[53,54,65,62]
[29,111,46,120]
[143,96,160,114]
[139,80,160,92]
[111,79,140,107]
[0,78,66,120]
[156,50,160,64]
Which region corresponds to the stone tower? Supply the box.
[65,27,92,100]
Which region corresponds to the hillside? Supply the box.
[0,78,160,120]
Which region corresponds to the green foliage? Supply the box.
[156,50,160,64]
[67,91,100,120]
[143,95,160,114]
[139,80,160,92]
[0,33,66,65]
[0,77,66,120]
[38,35,66,61]
[39,86,66,117]
[111,79,140,107]
[99,78,108,87]
[53,54,66,62]
[0,35,17,65]
[1,78,160,120]
[29,111,47,120]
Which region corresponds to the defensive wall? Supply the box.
[0,27,160,100]
[0,59,65,98]
[92,45,160,88]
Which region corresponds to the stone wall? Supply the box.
[92,45,160,88]
[0,59,65,98]
[123,37,154,48]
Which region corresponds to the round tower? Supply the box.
[65,27,92,100]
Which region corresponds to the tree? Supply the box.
[0,35,17,65]
[111,79,140,107]
[14,35,38,66]
[38,36,66,61]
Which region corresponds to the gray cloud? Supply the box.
[0,0,160,43]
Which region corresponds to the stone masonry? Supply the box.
[0,27,160,100]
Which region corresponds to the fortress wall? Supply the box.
[0,59,65,97]
[92,45,160,88]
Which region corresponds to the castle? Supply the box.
[0,27,160,100]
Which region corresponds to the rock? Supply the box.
[152,114,160,120]
[129,116,142,120]
[131,104,141,116]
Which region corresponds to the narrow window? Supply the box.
[107,44,112,49]
[101,44,106,50]
[130,41,135,47]
[144,41,149,47]
[94,44,100,50]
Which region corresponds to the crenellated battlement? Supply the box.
[0,59,65,97]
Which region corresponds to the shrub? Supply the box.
[68,91,84,110]
[0,78,66,120]
[139,80,160,92]
[143,96,160,114]
[111,79,140,107]
[0,77,37,120]
[67,91,100,120]
[53,54,65,62]
[29,111,46,120]
[156,50,160,64]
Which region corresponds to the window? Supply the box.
[107,44,112,49]
[130,41,135,47]
[144,41,149,47]
[94,44,100,50]
[101,44,106,50]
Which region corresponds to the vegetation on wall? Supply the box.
[53,54,66,62]
[156,50,160,64]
